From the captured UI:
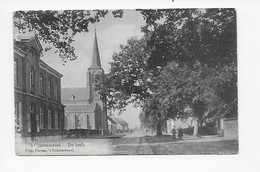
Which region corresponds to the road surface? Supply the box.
[17,131,238,155]
[108,132,155,155]
[106,131,238,155]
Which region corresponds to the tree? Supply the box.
[13,10,123,62]
[96,9,237,136]
[138,8,236,69]
[139,111,157,132]
[154,59,237,137]
[94,35,154,117]
[138,9,237,136]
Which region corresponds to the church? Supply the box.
[61,31,108,135]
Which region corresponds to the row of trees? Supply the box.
[14,9,237,136]
[96,9,237,136]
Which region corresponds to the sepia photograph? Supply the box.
[13,8,238,155]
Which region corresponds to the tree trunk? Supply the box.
[156,119,162,136]
[193,117,199,137]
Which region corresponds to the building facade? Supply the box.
[14,35,65,143]
[62,31,108,135]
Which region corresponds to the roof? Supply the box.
[14,34,62,78]
[112,117,129,127]
[39,60,63,78]
[19,34,43,53]
[89,31,102,68]
[61,87,87,101]
[65,102,99,113]
[107,116,117,124]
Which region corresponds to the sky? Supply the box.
[41,10,146,128]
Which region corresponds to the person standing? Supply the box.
[178,126,183,140]
[171,126,176,141]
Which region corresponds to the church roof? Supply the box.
[89,30,102,68]
[61,88,102,113]
[61,87,87,101]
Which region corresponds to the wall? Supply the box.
[222,118,238,139]
[165,119,175,135]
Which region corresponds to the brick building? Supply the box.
[14,35,65,142]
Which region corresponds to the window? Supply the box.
[28,104,35,133]
[15,102,18,131]
[36,114,40,132]
[65,115,68,129]
[30,67,35,92]
[47,78,51,99]
[15,102,22,132]
[39,73,44,95]
[87,114,90,129]
[75,115,79,129]
[27,108,31,132]
[40,107,44,129]
[65,115,71,129]
[30,104,35,113]
[47,109,51,129]
[14,60,18,87]
[71,95,76,100]
[54,81,58,101]
[55,110,58,130]
[29,48,36,58]
[27,121,31,132]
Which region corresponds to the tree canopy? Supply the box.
[96,9,237,136]
[13,10,123,62]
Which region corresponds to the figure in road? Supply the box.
[178,126,183,140]
[171,126,176,141]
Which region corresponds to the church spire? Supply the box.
[90,29,102,68]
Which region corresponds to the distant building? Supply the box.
[111,117,129,133]
[164,119,175,135]
[62,31,108,134]
[107,117,117,134]
[14,35,65,142]
[163,117,194,135]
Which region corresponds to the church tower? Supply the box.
[86,29,107,131]
[86,30,104,104]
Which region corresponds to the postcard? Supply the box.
[14,8,238,155]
